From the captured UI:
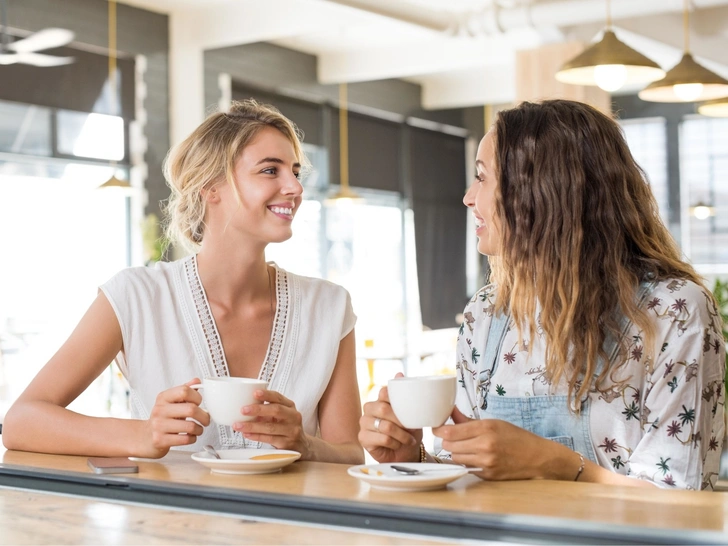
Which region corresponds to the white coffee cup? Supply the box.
[190,377,268,426]
[387,375,457,429]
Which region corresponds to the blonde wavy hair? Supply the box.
[489,99,708,409]
[163,99,308,252]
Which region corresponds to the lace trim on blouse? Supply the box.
[259,264,288,384]
[184,255,289,448]
[185,257,228,378]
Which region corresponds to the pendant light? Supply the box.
[555,0,664,92]
[689,202,716,220]
[639,0,728,103]
[324,83,362,206]
[698,97,728,117]
[99,0,130,190]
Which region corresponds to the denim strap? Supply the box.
[477,279,657,412]
[476,311,510,411]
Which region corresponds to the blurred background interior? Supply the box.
[0,0,727,426]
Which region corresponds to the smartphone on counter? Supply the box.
[87,457,139,474]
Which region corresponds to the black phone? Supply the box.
[87,457,139,474]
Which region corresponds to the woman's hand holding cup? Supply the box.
[141,378,210,458]
[358,372,422,464]
[233,389,311,457]
[188,377,310,456]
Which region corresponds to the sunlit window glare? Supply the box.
[70,113,125,161]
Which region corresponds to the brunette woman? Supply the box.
[360,99,725,489]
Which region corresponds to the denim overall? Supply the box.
[475,280,657,464]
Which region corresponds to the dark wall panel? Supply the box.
[330,110,400,193]
[233,85,323,146]
[0,43,134,119]
[410,127,467,329]
[231,84,401,193]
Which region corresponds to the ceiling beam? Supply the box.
[322,0,728,35]
[317,34,521,84]
[178,0,390,50]
[167,0,386,145]
[417,66,517,110]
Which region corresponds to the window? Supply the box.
[619,117,669,222]
[0,101,52,156]
[324,195,406,352]
[0,100,134,420]
[264,138,411,396]
[56,110,125,161]
[0,162,132,419]
[680,116,728,270]
[266,191,408,357]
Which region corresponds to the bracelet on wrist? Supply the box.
[574,451,585,481]
[419,442,427,462]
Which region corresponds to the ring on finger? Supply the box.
[373,417,382,432]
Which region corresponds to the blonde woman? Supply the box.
[360,100,725,489]
[4,100,364,464]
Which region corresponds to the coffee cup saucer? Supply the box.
[191,448,300,475]
[347,463,468,492]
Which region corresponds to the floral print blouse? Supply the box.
[455,278,726,490]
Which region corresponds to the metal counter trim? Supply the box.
[1,463,725,545]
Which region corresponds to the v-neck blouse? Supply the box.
[100,255,356,451]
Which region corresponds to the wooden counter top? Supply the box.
[2,447,727,544]
[0,488,451,545]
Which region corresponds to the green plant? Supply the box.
[141,213,169,265]
[712,278,728,391]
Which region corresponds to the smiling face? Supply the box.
[463,131,500,256]
[209,126,303,245]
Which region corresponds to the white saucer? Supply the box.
[191,449,301,475]
[347,463,468,492]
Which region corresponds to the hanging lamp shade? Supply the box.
[638,53,728,102]
[639,0,728,103]
[689,201,716,220]
[326,186,362,202]
[99,171,131,189]
[555,30,665,92]
[698,97,728,117]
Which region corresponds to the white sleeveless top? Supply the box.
[100,255,356,451]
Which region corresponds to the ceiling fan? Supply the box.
[0,0,75,66]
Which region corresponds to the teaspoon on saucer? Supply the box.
[204,445,221,459]
[390,464,482,475]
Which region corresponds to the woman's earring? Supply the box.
[203,187,219,202]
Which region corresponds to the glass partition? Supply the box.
[0,99,133,421]
[619,117,669,222]
[0,101,52,156]
[56,110,125,161]
[680,116,728,272]
[266,190,410,403]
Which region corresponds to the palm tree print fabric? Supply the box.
[455,278,726,490]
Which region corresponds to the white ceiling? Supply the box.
[118,0,728,109]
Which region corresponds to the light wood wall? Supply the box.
[516,42,612,114]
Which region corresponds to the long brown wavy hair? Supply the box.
[489,99,707,409]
